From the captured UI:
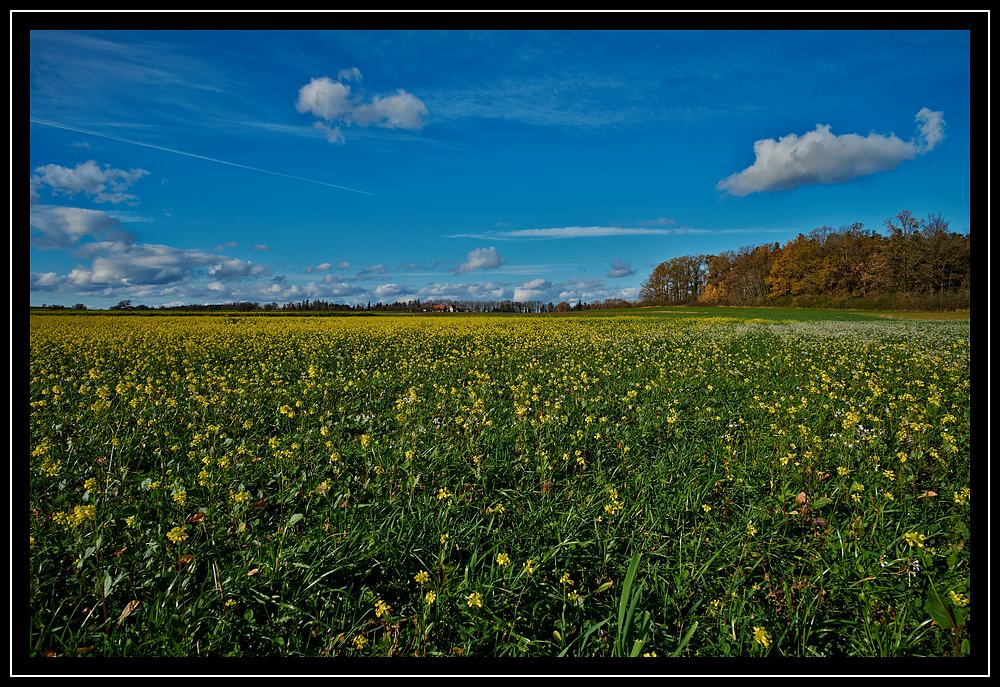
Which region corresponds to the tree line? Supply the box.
[640,211,970,310]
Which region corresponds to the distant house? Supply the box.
[431,303,454,313]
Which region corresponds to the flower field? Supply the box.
[27,312,972,657]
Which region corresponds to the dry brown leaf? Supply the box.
[116,599,140,627]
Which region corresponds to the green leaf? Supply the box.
[924,584,955,629]
[671,621,699,657]
[811,496,833,510]
[287,513,304,526]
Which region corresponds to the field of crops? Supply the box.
[27,312,972,658]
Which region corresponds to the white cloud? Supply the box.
[30,205,132,248]
[450,226,680,240]
[64,241,269,289]
[337,67,363,83]
[915,107,945,152]
[31,159,149,204]
[296,77,354,121]
[252,244,270,252]
[456,246,502,273]
[350,90,428,130]
[337,261,351,270]
[374,283,402,298]
[296,72,428,143]
[717,108,946,196]
[313,121,345,144]
[30,272,65,290]
[513,278,552,302]
[307,262,333,273]
[607,259,635,278]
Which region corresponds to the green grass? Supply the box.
[28,313,972,657]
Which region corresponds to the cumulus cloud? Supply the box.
[296,77,354,121]
[915,107,945,152]
[252,244,270,252]
[607,259,635,278]
[30,205,134,248]
[513,278,552,302]
[30,272,66,290]
[306,262,333,273]
[67,242,263,287]
[337,261,351,270]
[351,90,429,130]
[717,108,946,196]
[374,283,402,299]
[296,72,428,143]
[31,159,149,204]
[456,246,503,274]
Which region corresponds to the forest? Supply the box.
[640,211,970,310]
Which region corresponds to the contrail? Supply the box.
[29,118,374,196]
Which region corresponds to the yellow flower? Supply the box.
[466,592,483,608]
[752,626,771,648]
[746,522,758,537]
[224,598,237,608]
[440,533,449,545]
[84,478,98,491]
[953,487,970,506]
[374,598,391,618]
[902,531,927,548]
[702,504,712,513]
[642,651,657,657]
[837,466,850,477]
[172,490,187,505]
[414,570,429,585]
[166,526,188,544]
[425,590,437,605]
[360,434,371,449]
[559,572,574,586]
[523,559,535,575]
[353,634,369,650]
[496,553,510,567]
[437,487,452,501]
[948,591,969,607]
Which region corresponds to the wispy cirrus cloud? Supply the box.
[448,226,683,241]
[718,108,946,196]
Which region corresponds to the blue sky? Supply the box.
[28,29,971,307]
